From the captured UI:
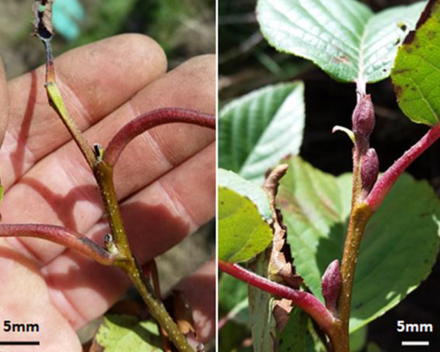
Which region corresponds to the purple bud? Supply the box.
[361,148,379,194]
[321,260,342,313]
[352,95,375,139]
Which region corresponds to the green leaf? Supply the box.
[219,274,249,326]
[278,308,308,352]
[218,171,273,262]
[95,315,161,352]
[257,0,425,83]
[219,320,251,352]
[350,326,368,352]
[392,0,440,126]
[218,169,272,221]
[0,185,3,206]
[219,82,305,183]
[277,156,440,333]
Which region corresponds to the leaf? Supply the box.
[350,326,368,352]
[278,308,308,352]
[277,156,440,332]
[219,274,249,326]
[218,320,251,352]
[218,174,273,262]
[257,0,425,83]
[219,82,305,183]
[218,169,272,222]
[95,315,162,352]
[392,0,440,126]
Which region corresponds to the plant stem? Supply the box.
[0,223,114,265]
[93,160,195,351]
[128,261,194,352]
[104,108,215,167]
[35,9,198,350]
[337,202,373,350]
[367,124,440,211]
[219,260,337,335]
[43,40,96,169]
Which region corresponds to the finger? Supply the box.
[41,142,215,329]
[2,55,215,265]
[0,57,9,148]
[0,242,81,352]
[1,34,167,189]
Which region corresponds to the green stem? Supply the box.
[35,11,195,350]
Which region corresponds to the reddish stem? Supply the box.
[0,224,113,265]
[104,108,216,167]
[366,124,440,211]
[218,260,336,333]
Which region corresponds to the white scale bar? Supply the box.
[402,341,430,346]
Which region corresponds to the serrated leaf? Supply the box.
[257,0,425,83]
[219,82,305,183]
[277,156,440,333]
[95,315,161,352]
[219,185,273,263]
[392,0,440,126]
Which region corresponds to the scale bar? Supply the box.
[402,341,429,346]
[0,341,40,345]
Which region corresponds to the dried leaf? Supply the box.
[172,290,197,338]
[33,0,54,40]
[273,299,293,332]
[263,165,303,289]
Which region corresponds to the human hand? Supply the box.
[0,34,215,351]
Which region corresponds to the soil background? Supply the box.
[220,0,440,351]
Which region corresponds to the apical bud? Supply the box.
[321,259,342,313]
[352,95,375,140]
[361,148,379,195]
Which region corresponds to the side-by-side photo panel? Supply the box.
[218,0,440,351]
[0,1,215,351]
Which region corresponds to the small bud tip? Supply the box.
[321,259,342,313]
[352,94,375,140]
[361,148,380,195]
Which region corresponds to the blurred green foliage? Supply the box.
[67,0,215,66]
[0,0,214,79]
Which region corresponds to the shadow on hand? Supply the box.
[20,176,101,232]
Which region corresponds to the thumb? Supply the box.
[0,57,9,149]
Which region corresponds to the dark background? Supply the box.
[220,0,440,351]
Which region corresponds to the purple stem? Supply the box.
[219,260,336,332]
[366,124,440,211]
[0,224,114,265]
[104,108,216,167]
